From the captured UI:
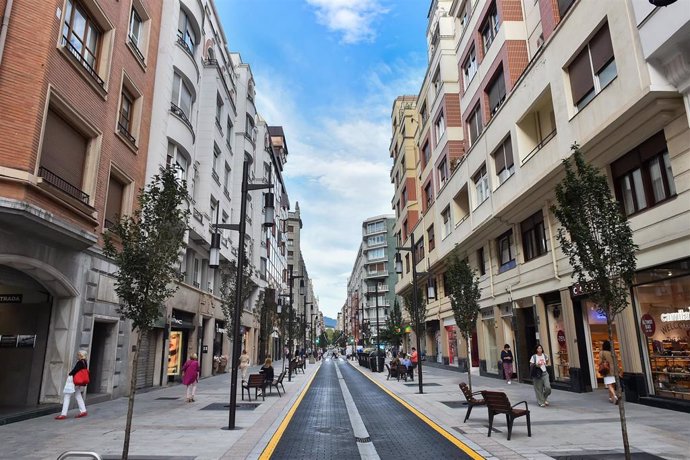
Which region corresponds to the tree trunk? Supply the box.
[122,331,143,460]
[466,333,473,392]
[607,318,631,460]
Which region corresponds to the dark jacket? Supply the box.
[500,350,513,363]
[69,359,88,376]
[260,365,274,382]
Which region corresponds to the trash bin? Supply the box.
[369,351,385,372]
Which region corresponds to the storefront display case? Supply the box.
[647,340,690,400]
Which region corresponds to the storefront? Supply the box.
[443,318,457,366]
[633,259,690,406]
[480,307,499,376]
[167,309,195,382]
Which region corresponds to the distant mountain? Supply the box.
[323,316,337,328]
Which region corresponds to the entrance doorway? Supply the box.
[515,306,538,382]
[88,321,117,395]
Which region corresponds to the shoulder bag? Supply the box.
[74,368,90,386]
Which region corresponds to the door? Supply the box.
[516,307,537,382]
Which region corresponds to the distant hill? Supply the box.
[323,317,337,328]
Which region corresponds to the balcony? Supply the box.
[367,284,389,293]
[170,102,195,140]
[127,35,146,65]
[176,33,194,58]
[117,122,136,147]
[38,166,89,204]
[365,270,389,279]
[61,36,104,88]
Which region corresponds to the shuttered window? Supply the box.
[105,175,124,228]
[590,24,614,74]
[493,136,514,184]
[40,109,87,191]
[568,48,594,106]
[568,22,616,110]
[487,68,506,116]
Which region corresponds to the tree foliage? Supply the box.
[218,257,258,342]
[446,251,481,390]
[380,299,404,347]
[551,145,637,459]
[103,167,189,460]
[402,287,426,336]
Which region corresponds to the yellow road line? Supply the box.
[259,368,320,459]
[350,363,484,460]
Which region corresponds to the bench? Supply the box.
[289,359,304,374]
[267,370,286,397]
[459,382,486,423]
[242,374,266,401]
[480,390,531,440]
[386,363,402,381]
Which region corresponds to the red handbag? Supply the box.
[74,368,90,386]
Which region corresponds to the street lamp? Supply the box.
[283,272,304,382]
[303,297,313,357]
[208,155,274,430]
[395,231,435,394]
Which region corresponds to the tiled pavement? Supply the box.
[0,357,688,459]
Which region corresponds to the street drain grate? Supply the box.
[201,402,260,411]
[355,436,371,443]
[441,401,465,408]
[549,453,667,460]
[404,382,441,387]
[155,397,180,400]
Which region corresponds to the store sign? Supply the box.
[660,308,690,322]
[640,314,656,337]
[0,294,22,303]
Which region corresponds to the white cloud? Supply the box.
[252,60,424,318]
[306,0,389,44]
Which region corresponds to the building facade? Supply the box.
[392,0,690,411]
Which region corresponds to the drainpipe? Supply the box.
[0,0,14,68]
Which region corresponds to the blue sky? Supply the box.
[218,0,430,319]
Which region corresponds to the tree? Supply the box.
[551,145,637,460]
[380,299,404,350]
[446,251,481,392]
[402,285,427,393]
[103,167,189,460]
[218,258,257,345]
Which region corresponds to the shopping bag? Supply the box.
[64,376,76,394]
[74,368,90,386]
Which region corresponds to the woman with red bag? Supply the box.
[55,350,89,420]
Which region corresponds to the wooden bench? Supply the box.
[386,363,402,381]
[267,370,286,397]
[480,390,531,440]
[242,374,266,401]
[459,382,486,423]
[289,359,304,374]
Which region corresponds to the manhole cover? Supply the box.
[441,401,465,408]
[201,402,259,411]
[155,397,180,400]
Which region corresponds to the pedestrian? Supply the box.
[530,344,551,407]
[500,344,514,384]
[410,347,418,368]
[599,340,618,404]
[238,349,250,382]
[55,350,89,420]
[181,353,200,403]
[258,358,274,396]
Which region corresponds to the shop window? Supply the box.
[568,22,616,111]
[496,229,516,273]
[585,300,623,383]
[521,210,548,261]
[462,46,477,89]
[477,246,486,276]
[487,67,506,117]
[545,303,570,382]
[493,136,514,185]
[473,164,490,207]
[612,131,675,217]
[482,311,499,373]
[634,272,690,400]
[467,103,483,146]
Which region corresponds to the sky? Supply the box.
[218,0,430,319]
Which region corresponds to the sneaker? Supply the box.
[507,381,512,385]
[75,412,88,418]
[54,415,67,420]
[544,401,549,406]
[539,403,545,407]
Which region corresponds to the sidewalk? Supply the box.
[0,359,321,460]
[351,360,689,460]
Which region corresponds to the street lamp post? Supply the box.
[310,310,318,352]
[209,156,274,430]
[284,272,304,382]
[374,281,381,372]
[395,231,435,394]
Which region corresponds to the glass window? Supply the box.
[477,247,485,275]
[463,46,477,89]
[435,111,446,141]
[422,141,431,167]
[177,9,196,53]
[521,211,548,261]
[118,89,134,135]
[493,136,514,184]
[569,23,616,110]
[487,68,506,116]
[427,225,435,252]
[62,0,101,71]
[468,104,483,145]
[496,229,515,273]
[424,182,433,210]
[129,8,142,47]
[442,206,452,238]
[172,73,193,119]
[473,165,489,206]
[481,5,499,54]
[438,157,449,188]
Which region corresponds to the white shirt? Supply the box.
[531,353,549,371]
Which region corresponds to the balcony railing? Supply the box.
[38,166,89,204]
[117,122,136,145]
[128,35,146,64]
[211,169,220,185]
[215,118,223,135]
[204,58,218,67]
[366,270,389,278]
[522,128,557,165]
[193,208,203,223]
[176,34,194,58]
[61,36,104,88]
[170,102,194,133]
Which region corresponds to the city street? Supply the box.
[0,357,688,459]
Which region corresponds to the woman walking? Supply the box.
[239,349,250,382]
[182,353,200,403]
[600,340,618,404]
[530,345,552,407]
[500,344,514,384]
[55,350,89,420]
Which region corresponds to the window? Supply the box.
[481,5,500,54]
[420,102,428,126]
[477,247,486,275]
[104,174,125,228]
[226,117,234,149]
[246,114,256,139]
[167,143,188,181]
[215,93,223,126]
[496,230,516,273]
[612,131,676,216]
[435,111,446,141]
[427,225,435,252]
[177,9,196,54]
[401,187,407,207]
[368,248,385,261]
[462,46,477,89]
[223,164,231,193]
[172,72,193,120]
[424,182,433,211]
[366,221,385,234]
[458,0,471,31]
[118,88,134,140]
[493,136,514,184]
[568,23,616,110]
[432,68,441,94]
[422,141,431,168]
[473,165,490,206]
[487,68,506,116]
[468,103,483,145]
[438,157,449,189]
[414,239,425,263]
[212,146,220,174]
[521,211,547,261]
[367,234,385,246]
[129,8,142,49]
[558,0,575,17]
[210,197,218,221]
[62,0,102,83]
[442,206,452,238]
